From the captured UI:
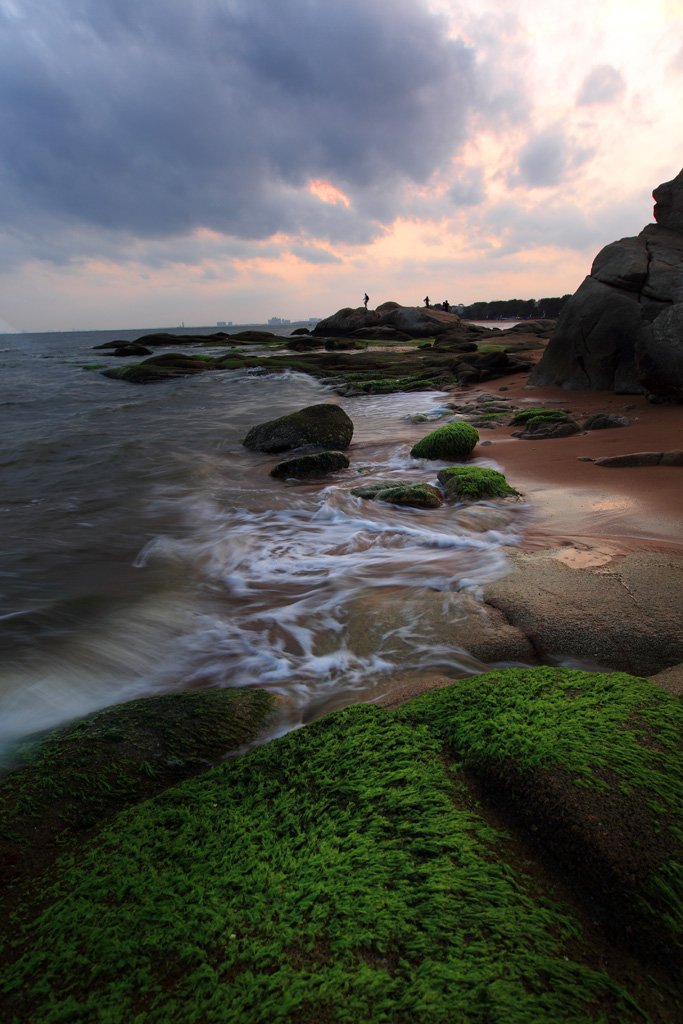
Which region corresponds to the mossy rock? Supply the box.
[102,352,216,384]
[243,403,354,454]
[0,689,276,882]
[437,466,518,501]
[3,668,681,1022]
[511,407,569,426]
[410,421,479,460]
[270,451,350,479]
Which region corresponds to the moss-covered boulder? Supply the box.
[410,421,479,460]
[270,451,350,479]
[0,689,275,884]
[243,403,354,453]
[351,481,443,508]
[3,668,682,1023]
[437,465,518,501]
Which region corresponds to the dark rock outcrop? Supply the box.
[312,303,464,339]
[242,404,354,454]
[351,480,443,508]
[593,450,683,468]
[582,413,631,430]
[530,168,683,401]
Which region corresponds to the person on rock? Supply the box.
[424,296,430,307]
[443,299,450,312]
[363,293,369,309]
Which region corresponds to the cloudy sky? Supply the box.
[0,0,681,332]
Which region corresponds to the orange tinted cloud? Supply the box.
[308,179,351,207]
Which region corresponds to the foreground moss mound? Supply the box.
[437,466,518,501]
[3,668,683,1022]
[410,422,479,461]
[0,689,276,882]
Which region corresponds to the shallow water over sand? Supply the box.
[0,328,535,752]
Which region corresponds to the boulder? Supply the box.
[242,403,354,454]
[582,413,631,430]
[530,168,683,400]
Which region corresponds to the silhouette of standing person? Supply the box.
[424,296,430,308]
[363,293,369,309]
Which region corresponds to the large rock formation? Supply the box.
[530,168,683,401]
[313,301,464,338]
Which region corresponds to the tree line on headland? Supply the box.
[461,295,572,320]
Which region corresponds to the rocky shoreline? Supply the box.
[2,279,683,1019]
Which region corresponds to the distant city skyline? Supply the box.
[0,0,681,332]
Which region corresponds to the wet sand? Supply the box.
[474,371,683,556]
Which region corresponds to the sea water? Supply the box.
[0,325,533,754]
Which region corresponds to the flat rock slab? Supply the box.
[482,548,683,676]
[593,449,683,467]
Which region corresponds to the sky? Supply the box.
[0,0,681,332]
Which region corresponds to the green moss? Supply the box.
[0,697,647,1024]
[410,422,479,461]
[398,667,683,960]
[437,466,517,501]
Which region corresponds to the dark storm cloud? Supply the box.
[576,64,626,106]
[508,127,593,189]
[0,0,505,265]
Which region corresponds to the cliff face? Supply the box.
[530,168,683,401]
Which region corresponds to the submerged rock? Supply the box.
[243,403,354,454]
[270,451,350,479]
[351,481,443,508]
[593,450,683,467]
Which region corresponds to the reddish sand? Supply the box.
[470,371,683,556]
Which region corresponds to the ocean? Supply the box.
[0,324,534,756]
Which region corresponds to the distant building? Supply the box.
[269,317,291,325]
[217,321,227,327]
[308,317,322,324]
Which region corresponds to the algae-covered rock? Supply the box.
[0,688,275,882]
[243,403,354,453]
[270,451,350,479]
[3,668,680,1023]
[410,421,479,460]
[437,465,518,501]
[511,407,580,439]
